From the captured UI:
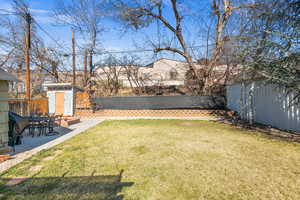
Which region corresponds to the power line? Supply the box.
[0,8,19,16]
[31,18,74,72]
[32,19,68,52]
[0,8,72,75]
[59,44,216,56]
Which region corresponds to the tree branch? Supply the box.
[154,46,185,57]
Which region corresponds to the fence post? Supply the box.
[20,100,24,116]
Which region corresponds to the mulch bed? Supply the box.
[0,155,12,163]
[216,115,300,143]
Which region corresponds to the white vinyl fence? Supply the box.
[227,80,300,133]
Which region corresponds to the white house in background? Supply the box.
[227,70,300,133]
[140,58,190,86]
[94,58,235,88]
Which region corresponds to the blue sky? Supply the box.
[0,0,213,67]
[0,0,142,50]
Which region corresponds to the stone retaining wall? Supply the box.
[0,80,9,152]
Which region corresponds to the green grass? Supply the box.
[1,119,300,200]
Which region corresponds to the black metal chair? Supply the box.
[28,118,45,137]
[45,115,60,136]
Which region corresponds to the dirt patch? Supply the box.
[5,177,28,186]
[42,156,55,161]
[179,121,199,126]
[54,149,63,155]
[29,165,43,172]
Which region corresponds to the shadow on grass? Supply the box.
[0,170,133,200]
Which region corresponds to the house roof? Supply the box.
[0,68,20,82]
[144,58,188,68]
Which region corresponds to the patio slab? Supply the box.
[0,118,104,173]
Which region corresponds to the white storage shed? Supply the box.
[43,83,83,116]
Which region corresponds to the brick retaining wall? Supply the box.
[75,109,226,118]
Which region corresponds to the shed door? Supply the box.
[55,92,64,115]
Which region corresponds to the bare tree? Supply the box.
[113,0,204,93]
[94,55,124,95]
[121,55,149,95]
[32,46,62,82]
[54,0,106,89]
[239,0,300,103]
[112,0,257,94]
[201,0,258,94]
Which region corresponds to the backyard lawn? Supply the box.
[0,119,300,200]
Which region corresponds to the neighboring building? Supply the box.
[0,68,20,152]
[95,65,132,87]
[141,58,189,86]
[8,69,51,97]
[93,58,240,88]
[227,70,300,133]
[141,58,241,87]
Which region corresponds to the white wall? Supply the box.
[227,81,300,133]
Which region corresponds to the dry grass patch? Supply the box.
[29,165,43,172]
[42,156,55,161]
[0,119,300,200]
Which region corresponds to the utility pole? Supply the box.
[24,13,31,101]
[72,29,76,86]
[24,12,31,115]
[89,50,93,92]
[84,49,87,87]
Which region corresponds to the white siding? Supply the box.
[64,91,73,116]
[47,91,56,114]
[227,81,300,132]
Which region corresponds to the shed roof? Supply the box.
[0,68,20,82]
[42,82,83,91]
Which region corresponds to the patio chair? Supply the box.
[45,115,60,136]
[8,120,20,152]
[55,114,63,126]
[28,119,45,137]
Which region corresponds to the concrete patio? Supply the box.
[0,118,104,173]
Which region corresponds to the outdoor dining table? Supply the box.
[9,113,59,148]
[26,116,60,136]
[26,116,50,122]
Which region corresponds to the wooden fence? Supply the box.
[76,91,91,109]
[8,98,48,116]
